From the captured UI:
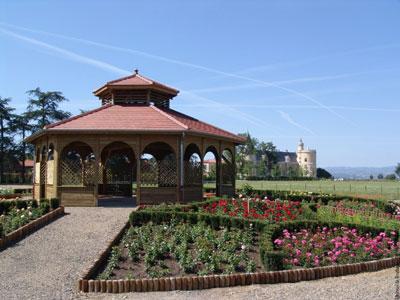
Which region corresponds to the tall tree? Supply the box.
[395,163,400,179]
[26,87,71,131]
[258,141,277,177]
[10,113,34,182]
[0,97,15,182]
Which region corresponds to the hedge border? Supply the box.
[78,210,400,293]
[0,206,65,251]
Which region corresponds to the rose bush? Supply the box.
[274,226,399,269]
[201,198,305,223]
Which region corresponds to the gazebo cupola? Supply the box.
[93,69,179,108]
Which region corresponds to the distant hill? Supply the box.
[325,166,396,179]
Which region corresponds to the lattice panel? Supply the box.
[222,151,234,185]
[83,160,97,186]
[140,158,159,187]
[159,158,177,187]
[184,160,202,186]
[40,161,46,185]
[140,157,177,187]
[60,158,83,186]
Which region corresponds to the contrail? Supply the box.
[0,27,282,133]
[0,27,130,76]
[187,70,383,94]
[175,104,400,112]
[180,90,284,135]
[0,22,355,124]
[278,110,316,136]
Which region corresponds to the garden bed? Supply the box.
[0,198,63,250]
[78,192,400,293]
[97,220,263,280]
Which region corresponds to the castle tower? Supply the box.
[296,139,317,177]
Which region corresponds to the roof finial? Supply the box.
[134,69,139,75]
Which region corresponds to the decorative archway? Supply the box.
[140,142,177,204]
[183,143,202,202]
[60,142,96,187]
[100,142,136,197]
[203,145,220,196]
[221,148,235,196]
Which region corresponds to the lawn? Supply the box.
[206,180,400,200]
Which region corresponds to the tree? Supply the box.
[258,141,277,177]
[395,163,400,179]
[385,174,397,180]
[369,175,374,180]
[9,113,34,182]
[236,132,258,177]
[317,168,333,179]
[0,97,15,183]
[377,174,384,180]
[26,87,71,131]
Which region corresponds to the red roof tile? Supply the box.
[93,73,179,96]
[44,104,244,143]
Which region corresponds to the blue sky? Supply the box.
[1,0,399,167]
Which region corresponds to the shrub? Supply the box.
[0,223,4,238]
[50,198,60,210]
[40,201,50,214]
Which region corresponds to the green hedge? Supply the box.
[203,188,392,213]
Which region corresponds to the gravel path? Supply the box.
[79,267,398,300]
[0,207,133,300]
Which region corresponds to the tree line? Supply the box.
[0,88,70,183]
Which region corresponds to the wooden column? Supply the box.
[136,136,142,205]
[52,138,59,200]
[217,141,222,197]
[177,134,184,203]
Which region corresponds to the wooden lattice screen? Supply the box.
[141,155,177,187]
[184,158,202,186]
[40,161,46,185]
[60,152,96,188]
[222,150,234,185]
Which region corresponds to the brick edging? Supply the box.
[78,222,400,293]
[0,206,65,251]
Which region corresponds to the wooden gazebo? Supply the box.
[26,71,245,206]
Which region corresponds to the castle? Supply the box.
[277,139,317,178]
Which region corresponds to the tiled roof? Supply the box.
[44,104,245,143]
[93,73,179,96]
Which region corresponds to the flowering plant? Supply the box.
[201,198,305,222]
[274,226,399,269]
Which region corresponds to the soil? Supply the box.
[104,230,265,280]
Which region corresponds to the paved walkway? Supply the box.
[0,207,133,300]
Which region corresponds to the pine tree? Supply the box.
[26,87,71,131]
[0,97,15,183]
[10,113,34,183]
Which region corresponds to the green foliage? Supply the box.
[385,174,397,180]
[97,246,122,280]
[240,183,255,197]
[49,198,60,210]
[26,87,71,131]
[0,199,47,237]
[317,168,333,179]
[317,206,400,231]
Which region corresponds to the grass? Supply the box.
[204,180,400,200]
